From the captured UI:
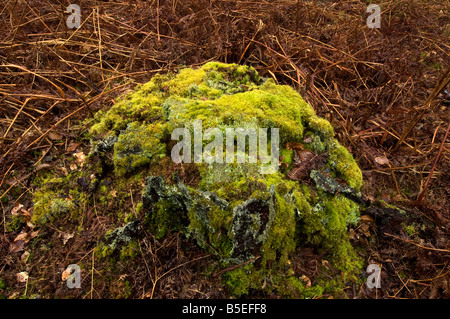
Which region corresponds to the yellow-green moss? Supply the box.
[327,139,363,191]
[113,122,168,176]
[31,62,365,298]
[5,215,26,232]
[31,174,87,225]
[260,192,296,267]
[223,264,259,297]
[119,241,140,260]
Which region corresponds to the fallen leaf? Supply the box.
[298,149,314,162]
[360,215,375,223]
[61,267,71,281]
[286,142,305,152]
[34,163,52,172]
[61,232,74,245]
[48,132,63,140]
[119,274,128,281]
[29,230,39,240]
[16,271,29,283]
[360,223,371,237]
[13,232,29,243]
[9,230,39,253]
[9,240,24,253]
[59,166,68,176]
[73,152,86,167]
[110,190,117,198]
[21,251,30,263]
[70,163,78,171]
[67,142,81,152]
[19,207,32,218]
[11,204,24,215]
[374,156,390,166]
[300,275,311,288]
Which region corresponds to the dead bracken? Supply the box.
[1,1,448,300]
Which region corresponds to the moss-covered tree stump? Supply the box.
[32,62,364,298]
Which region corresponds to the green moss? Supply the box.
[0,278,7,290]
[308,116,334,139]
[403,223,417,237]
[95,242,115,259]
[31,62,364,298]
[223,264,257,297]
[32,190,74,225]
[119,240,139,260]
[379,199,406,214]
[327,139,363,191]
[30,172,89,226]
[186,189,234,258]
[95,221,140,262]
[113,122,168,176]
[5,215,26,232]
[280,148,294,166]
[298,193,362,274]
[32,189,86,226]
[278,276,325,299]
[260,192,296,267]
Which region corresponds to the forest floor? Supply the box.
[0,0,449,299]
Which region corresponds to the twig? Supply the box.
[417,121,450,202]
[150,254,210,299]
[394,67,450,151]
[384,233,450,253]
[212,256,260,278]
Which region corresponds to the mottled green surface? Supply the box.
[32,62,364,298]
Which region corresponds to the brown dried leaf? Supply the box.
[34,163,52,172]
[21,251,30,263]
[300,275,311,288]
[360,223,371,237]
[48,131,63,140]
[298,149,314,162]
[374,156,390,166]
[360,214,375,223]
[61,232,74,245]
[286,142,305,151]
[20,207,32,218]
[16,271,29,283]
[73,152,86,167]
[11,204,23,215]
[13,232,29,243]
[67,142,81,152]
[61,267,71,281]
[9,240,24,253]
[29,230,39,240]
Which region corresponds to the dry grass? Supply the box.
[0,0,449,299]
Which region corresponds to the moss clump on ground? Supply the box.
[31,62,364,298]
[31,174,87,225]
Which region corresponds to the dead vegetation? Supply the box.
[0,0,449,299]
